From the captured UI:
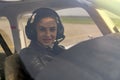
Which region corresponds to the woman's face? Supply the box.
[36,17,57,47]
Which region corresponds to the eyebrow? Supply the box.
[38,26,57,30]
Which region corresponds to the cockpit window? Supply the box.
[19,8,103,49]
[57,8,103,49]
[105,10,120,31]
[0,17,14,53]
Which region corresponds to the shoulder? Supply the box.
[52,45,66,54]
[20,47,30,53]
[19,47,36,56]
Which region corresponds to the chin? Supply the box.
[43,43,51,46]
[43,43,53,48]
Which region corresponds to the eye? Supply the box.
[50,27,57,32]
[39,27,46,31]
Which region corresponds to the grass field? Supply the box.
[61,16,120,28]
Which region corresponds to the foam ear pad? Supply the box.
[56,20,65,40]
[25,23,36,41]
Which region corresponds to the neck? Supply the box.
[37,41,54,49]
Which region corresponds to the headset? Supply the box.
[25,8,65,44]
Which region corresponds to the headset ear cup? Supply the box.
[25,23,36,41]
[56,20,65,40]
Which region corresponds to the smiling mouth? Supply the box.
[43,39,52,43]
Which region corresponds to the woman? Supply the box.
[5,8,65,80]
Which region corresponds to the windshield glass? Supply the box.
[106,10,120,31]
[19,8,103,49]
[0,17,14,53]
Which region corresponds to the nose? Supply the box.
[45,29,51,37]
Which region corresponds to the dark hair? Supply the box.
[25,8,65,44]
